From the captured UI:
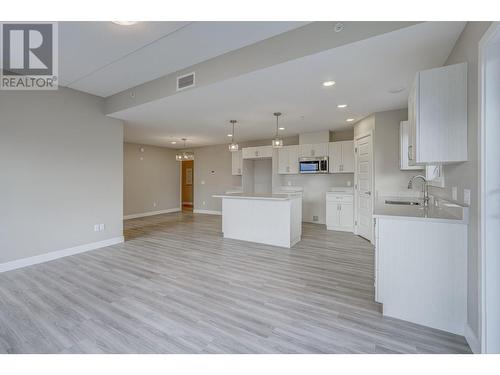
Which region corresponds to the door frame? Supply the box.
[479,21,500,354]
[180,160,194,211]
[354,130,375,243]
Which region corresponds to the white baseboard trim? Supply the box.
[464,323,481,353]
[0,236,124,274]
[193,209,222,215]
[123,208,180,220]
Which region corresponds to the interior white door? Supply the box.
[482,24,500,354]
[355,134,373,241]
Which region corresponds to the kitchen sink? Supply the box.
[385,200,421,206]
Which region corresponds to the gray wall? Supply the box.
[354,109,420,199]
[373,109,422,197]
[123,143,180,217]
[0,88,123,264]
[429,22,492,339]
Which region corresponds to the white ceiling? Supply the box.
[59,21,309,97]
[114,22,466,149]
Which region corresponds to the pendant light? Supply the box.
[228,120,239,152]
[272,112,283,148]
[175,138,194,161]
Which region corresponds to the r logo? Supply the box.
[2,23,53,75]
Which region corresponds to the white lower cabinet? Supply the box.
[374,216,467,335]
[326,192,354,232]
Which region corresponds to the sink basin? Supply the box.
[385,200,421,206]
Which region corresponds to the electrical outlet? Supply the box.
[99,224,105,231]
[464,189,471,206]
[452,186,458,201]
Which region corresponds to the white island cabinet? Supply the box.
[213,193,302,248]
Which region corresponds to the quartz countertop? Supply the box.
[213,193,302,201]
[373,197,469,224]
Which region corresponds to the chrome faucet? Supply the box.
[408,175,429,206]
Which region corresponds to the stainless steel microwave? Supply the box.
[299,157,329,174]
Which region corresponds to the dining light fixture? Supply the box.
[228,120,239,152]
[272,112,284,148]
[175,138,194,161]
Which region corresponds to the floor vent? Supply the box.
[177,72,195,91]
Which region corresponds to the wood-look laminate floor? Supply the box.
[0,212,471,353]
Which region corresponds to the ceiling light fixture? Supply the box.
[322,80,336,87]
[171,141,177,144]
[279,127,285,130]
[272,112,284,148]
[346,118,355,122]
[112,21,138,26]
[337,104,348,108]
[228,120,239,152]
[175,138,194,161]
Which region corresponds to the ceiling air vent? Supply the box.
[177,72,195,91]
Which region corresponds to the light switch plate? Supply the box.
[463,189,471,206]
[452,186,458,201]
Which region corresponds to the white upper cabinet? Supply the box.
[328,141,354,173]
[277,145,299,174]
[408,62,468,164]
[242,146,273,159]
[298,143,329,158]
[400,121,423,171]
[231,150,243,175]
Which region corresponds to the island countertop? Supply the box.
[213,193,301,201]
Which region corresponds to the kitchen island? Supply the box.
[212,193,302,248]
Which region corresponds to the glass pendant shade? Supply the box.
[272,138,283,148]
[272,112,284,148]
[228,120,239,152]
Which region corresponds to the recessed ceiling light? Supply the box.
[279,127,285,130]
[346,118,355,122]
[227,134,232,137]
[337,104,348,108]
[322,80,336,87]
[112,21,138,26]
[171,141,177,144]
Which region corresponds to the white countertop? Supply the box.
[373,197,469,224]
[328,187,354,194]
[213,193,301,201]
